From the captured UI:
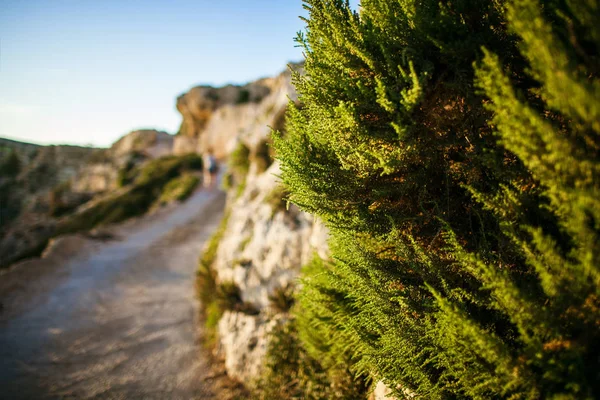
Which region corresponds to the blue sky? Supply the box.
[0,0,359,147]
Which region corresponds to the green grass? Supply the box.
[197,210,231,348]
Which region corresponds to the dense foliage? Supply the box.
[273,0,600,398]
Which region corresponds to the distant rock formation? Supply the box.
[0,129,175,269]
[74,130,174,193]
[0,139,98,268]
[111,129,173,159]
[174,66,298,158]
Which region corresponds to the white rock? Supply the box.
[217,311,279,382]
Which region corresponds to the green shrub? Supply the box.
[48,181,90,217]
[274,0,600,398]
[116,155,142,187]
[229,142,250,177]
[270,107,287,135]
[295,256,370,398]
[134,153,202,186]
[116,168,131,187]
[227,142,251,199]
[250,139,274,174]
[216,281,243,311]
[221,171,234,191]
[156,174,199,205]
[215,281,258,315]
[0,150,21,177]
[268,284,295,314]
[255,257,370,400]
[236,89,251,104]
[263,184,289,217]
[254,316,367,400]
[254,320,328,400]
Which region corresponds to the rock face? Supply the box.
[181,65,332,383]
[175,67,297,159]
[71,163,117,193]
[217,311,279,383]
[212,160,329,383]
[0,140,99,268]
[215,163,329,311]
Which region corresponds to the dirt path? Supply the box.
[0,188,233,399]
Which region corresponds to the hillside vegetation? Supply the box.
[0,147,202,269]
[271,0,600,398]
[58,154,202,235]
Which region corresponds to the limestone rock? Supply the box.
[173,135,198,156]
[217,311,279,382]
[72,163,118,193]
[176,66,298,159]
[215,162,328,310]
[110,129,173,159]
[370,381,396,400]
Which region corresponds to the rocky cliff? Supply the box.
[174,67,295,159]
[214,162,329,383]
[0,130,176,269]
[177,65,332,384]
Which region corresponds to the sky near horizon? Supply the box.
[0,0,359,148]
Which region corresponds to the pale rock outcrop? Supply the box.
[74,130,174,193]
[72,163,118,193]
[173,135,198,156]
[371,382,396,400]
[217,311,280,382]
[214,162,328,310]
[176,81,272,149]
[1,129,175,269]
[176,66,298,159]
[110,129,174,159]
[195,75,292,158]
[213,161,329,381]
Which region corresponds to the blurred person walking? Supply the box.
[203,149,218,188]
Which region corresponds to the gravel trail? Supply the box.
[0,188,231,399]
